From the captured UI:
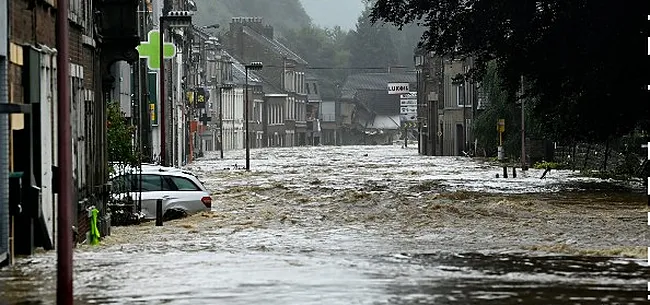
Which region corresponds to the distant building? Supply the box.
[224,17,308,147]
[217,52,264,151]
[338,72,417,145]
[305,73,322,145]
[415,50,480,156]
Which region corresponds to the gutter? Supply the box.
[0,0,9,266]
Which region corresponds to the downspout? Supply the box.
[0,0,9,264]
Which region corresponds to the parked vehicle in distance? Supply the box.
[109,165,212,221]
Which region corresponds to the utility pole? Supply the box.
[520,75,527,170]
[159,9,167,166]
[244,62,263,171]
[56,0,73,300]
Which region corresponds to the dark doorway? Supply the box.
[456,124,464,156]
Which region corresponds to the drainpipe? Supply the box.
[56,0,73,301]
[0,58,9,266]
[1,0,9,266]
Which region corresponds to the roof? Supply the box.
[341,72,416,100]
[367,115,401,130]
[242,26,308,65]
[230,55,263,85]
[355,90,401,116]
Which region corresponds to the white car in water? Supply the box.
[109,165,212,220]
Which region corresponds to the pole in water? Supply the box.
[512,167,517,178]
[56,0,73,300]
[503,166,508,178]
[404,126,408,148]
[156,199,163,226]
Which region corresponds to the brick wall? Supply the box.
[9,0,56,106]
[9,0,104,242]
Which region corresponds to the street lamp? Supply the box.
[219,82,234,159]
[159,10,192,166]
[244,61,263,171]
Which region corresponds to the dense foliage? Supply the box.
[107,101,138,167]
[282,2,423,98]
[369,0,649,143]
[194,0,424,99]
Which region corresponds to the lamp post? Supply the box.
[244,61,263,171]
[158,10,192,166]
[219,83,234,159]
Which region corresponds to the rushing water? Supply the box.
[1,145,648,304]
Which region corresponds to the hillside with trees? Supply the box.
[194,0,422,100]
[193,0,311,35]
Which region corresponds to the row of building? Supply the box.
[1,0,142,265]
[0,0,488,265]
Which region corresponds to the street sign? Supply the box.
[400,92,417,99]
[402,121,418,128]
[136,30,177,70]
[400,106,417,114]
[400,99,417,106]
[497,119,505,133]
[388,83,410,95]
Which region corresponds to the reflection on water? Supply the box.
[0,146,647,304]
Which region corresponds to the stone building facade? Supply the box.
[225,17,308,147]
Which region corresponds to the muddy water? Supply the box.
[1,145,649,304]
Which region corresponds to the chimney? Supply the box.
[230,16,274,39]
[263,25,274,39]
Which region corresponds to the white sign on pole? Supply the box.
[400,92,417,99]
[400,91,417,121]
[388,83,410,95]
[400,106,417,114]
[400,99,417,106]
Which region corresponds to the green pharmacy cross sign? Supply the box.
[136,30,176,70]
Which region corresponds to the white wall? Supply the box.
[222,87,244,151]
[320,101,336,122]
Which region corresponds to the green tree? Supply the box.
[107,101,138,168]
[282,25,351,99]
[348,2,398,72]
[370,0,648,143]
[473,61,542,158]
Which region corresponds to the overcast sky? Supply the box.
[300,0,365,30]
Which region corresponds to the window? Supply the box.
[306,83,311,95]
[134,174,175,192]
[168,176,200,191]
[455,84,466,107]
[313,84,318,95]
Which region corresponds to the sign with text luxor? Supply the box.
[388,82,410,95]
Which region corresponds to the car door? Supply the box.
[163,175,210,215]
[129,174,176,219]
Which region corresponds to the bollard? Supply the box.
[512,167,517,178]
[156,199,163,226]
[503,166,508,178]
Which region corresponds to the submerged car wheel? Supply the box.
[163,209,188,221]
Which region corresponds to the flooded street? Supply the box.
[1,145,649,304]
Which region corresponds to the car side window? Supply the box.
[110,174,133,192]
[168,176,201,191]
[133,174,175,192]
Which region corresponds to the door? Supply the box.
[128,174,176,219]
[456,124,464,156]
[163,175,209,215]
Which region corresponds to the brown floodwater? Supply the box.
[1,145,648,304]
